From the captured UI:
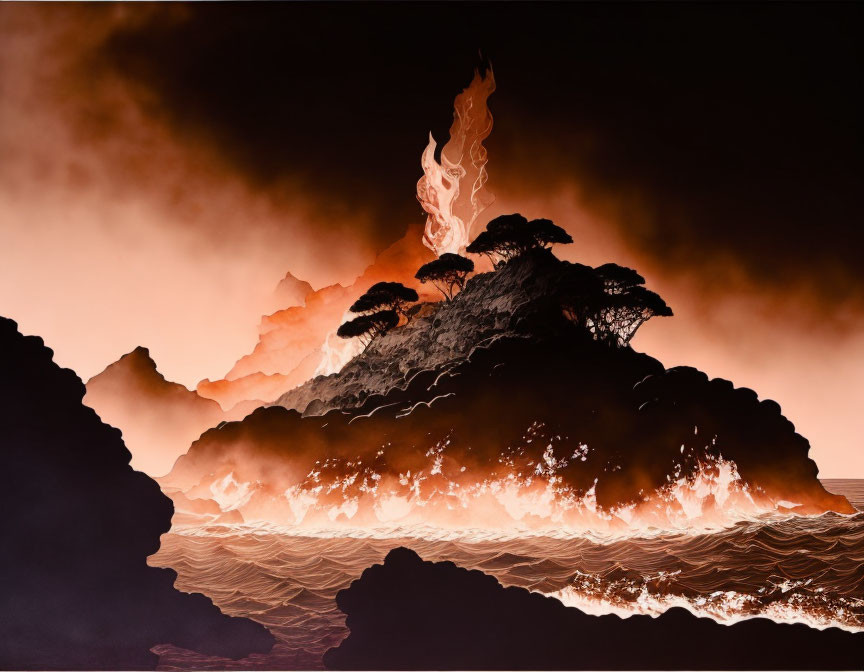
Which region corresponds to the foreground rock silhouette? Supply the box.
[0,317,274,670]
[324,547,864,670]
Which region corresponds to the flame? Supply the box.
[417,66,496,255]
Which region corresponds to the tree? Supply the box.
[594,263,645,295]
[336,310,399,348]
[415,253,475,301]
[466,214,573,266]
[559,262,672,347]
[590,286,672,346]
[531,218,574,248]
[559,263,604,327]
[350,282,418,319]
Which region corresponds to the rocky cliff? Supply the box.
[163,250,850,526]
[0,317,274,669]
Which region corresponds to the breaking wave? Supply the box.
[171,453,838,538]
[150,480,864,670]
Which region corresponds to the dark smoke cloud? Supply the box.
[96,2,862,309]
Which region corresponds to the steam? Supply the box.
[314,310,365,377]
[417,67,496,255]
[166,450,810,539]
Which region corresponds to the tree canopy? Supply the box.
[336,309,399,348]
[415,253,475,302]
[349,281,418,318]
[559,262,672,347]
[466,214,573,266]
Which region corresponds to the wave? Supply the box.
[151,483,864,670]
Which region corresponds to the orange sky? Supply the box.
[1,4,860,478]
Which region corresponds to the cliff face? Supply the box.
[84,347,255,477]
[0,317,274,669]
[163,250,850,526]
[324,548,864,670]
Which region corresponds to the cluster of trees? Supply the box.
[559,262,672,347]
[336,282,418,347]
[466,214,573,265]
[337,213,670,349]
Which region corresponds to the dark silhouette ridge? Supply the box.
[324,548,864,670]
[0,317,274,670]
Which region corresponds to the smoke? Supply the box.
[0,4,379,388]
[1,3,860,479]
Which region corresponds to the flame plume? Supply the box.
[417,66,496,256]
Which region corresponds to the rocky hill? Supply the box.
[163,250,850,525]
[273,248,581,415]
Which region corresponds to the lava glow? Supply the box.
[417,67,496,256]
[168,452,814,540]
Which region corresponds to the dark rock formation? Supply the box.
[0,317,274,670]
[324,547,864,670]
[164,250,849,521]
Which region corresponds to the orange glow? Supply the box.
[163,447,841,537]
[1,5,861,480]
[196,226,436,408]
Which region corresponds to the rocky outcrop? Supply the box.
[0,317,274,670]
[273,248,574,415]
[84,347,258,477]
[163,249,850,524]
[324,548,864,670]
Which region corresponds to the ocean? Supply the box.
[150,479,864,670]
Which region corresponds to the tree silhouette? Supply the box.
[595,263,646,295]
[467,214,573,266]
[415,253,475,302]
[560,262,672,347]
[337,310,399,348]
[559,263,604,327]
[591,285,672,346]
[350,282,418,320]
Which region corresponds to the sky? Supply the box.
[0,3,861,476]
